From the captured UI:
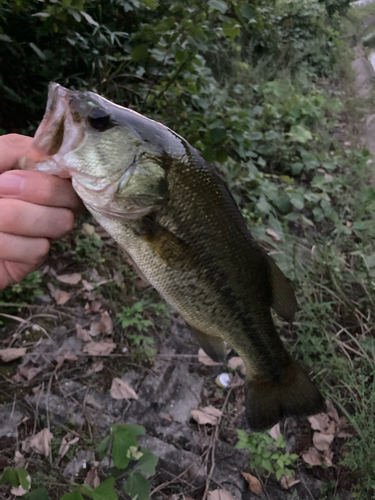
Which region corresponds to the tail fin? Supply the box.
[245,362,325,432]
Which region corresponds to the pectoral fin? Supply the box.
[141,216,197,271]
[266,255,298,323]
[187,323,227,363]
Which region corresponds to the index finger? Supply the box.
[0,134,33,173]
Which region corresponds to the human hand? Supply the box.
[0,134,83,290]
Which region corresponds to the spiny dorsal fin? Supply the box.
[141,217,197,271]
[187,323,227,363]
[265,254,298,323]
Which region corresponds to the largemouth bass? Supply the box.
[22,83,324,431]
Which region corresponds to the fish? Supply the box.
[21,82,325,431]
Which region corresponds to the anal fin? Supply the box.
[187,323,226,363]
[266,254,298,323]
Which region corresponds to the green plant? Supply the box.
[0,270,44,303]
[235,430,298,480]
[74,233,104,262]
[117,301,154,331]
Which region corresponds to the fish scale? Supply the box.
[21,82,325,431]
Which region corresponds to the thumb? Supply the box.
[0,134,33,173]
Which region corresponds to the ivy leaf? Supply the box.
[92,478,118,500]
[112,428,138,468]
[137,447,159,475]
[208,0,228,13]
[124,473,150,500]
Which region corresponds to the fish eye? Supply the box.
[87,108,111,131]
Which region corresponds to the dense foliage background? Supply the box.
[1,0,375,498]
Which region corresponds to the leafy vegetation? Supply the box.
[1,0,375,497]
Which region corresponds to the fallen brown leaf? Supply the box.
[242,472,262,495]
[82,279,95,292]
[18,363,42,381]
[76,324,92,342]
[228,356,246,374]
[110,377,139,400]
[159,412,173,421]
[313,432,334,452]
[83,341,116,356]
[269,423,281,441]
[308,413,335,435]
[326,399,340,425]
[280,475,300,489]
[266,228,281,241]
[14,451,25,468]
[191,406,222,425]
[84,469,100,489]
[55,290,71,305]
[56,273,82,285]
[302,446,322,466]
[198,348,218,366]
[58,433,79,460]
[323,448,334,467]
[230,373,244,388]
[0,347,26,362]
[87,361,104,375]
[207,490,234,500]
[28,428,53,456]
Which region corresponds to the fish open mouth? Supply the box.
[21,83,84,178]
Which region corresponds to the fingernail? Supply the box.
[0,173,25,195]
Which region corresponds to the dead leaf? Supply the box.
[87,361,104,376]
[18,363,42,381]
[313,432,334,451]
[191,406,223,425]
[242,472,262,495]
[266,228,281,241]
[228,356,246,374]
[28,428,53,456]
[55,352,79,371]
[76,324,92,342]
[84,469,100,489]
[326,399,340,425]
[280,475,300,489]
[323,448,333,467]
[82,279,95,292]
[0,347,26,362]
[90,300,102,313]
[198,348,218,366]
[55,290,71,305]
[269,423,281,441]
[89,322,101,337]
[110,377,138,400]
[308,413,335,435]
[207,490,234,500]
[58,433,79,460]
[14,451,25,468]
[159,412,173,421]
[302,446,322,466]
[56,273,82,285]
[83,341,116,356]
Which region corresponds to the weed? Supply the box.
[0,270,44,304]
[235,430,298,480]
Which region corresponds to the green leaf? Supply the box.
[273,194,292,214]
[222,18,241,40]
[1,467,19,487]
[60,492,85,500]
[25,488,49,500]
[112,428,138,468]
[288,125,312,143]
[92,478,118,500]
[18,469,30,490]
[29,43,46,60]
[137,447,159,475]
[210,127,226,144]
[131,44,148,62]
[208,0,228,14]
[96,434,111,460]
[112,423,146,437]
[124,473,150,500]
[138,0,159,9]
